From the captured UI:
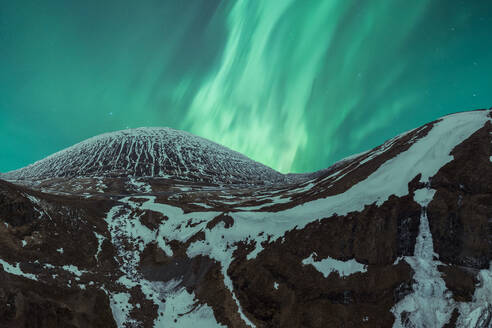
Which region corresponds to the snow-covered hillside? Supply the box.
[3,127,287,185]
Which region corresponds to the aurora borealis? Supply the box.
[1,1,491,173]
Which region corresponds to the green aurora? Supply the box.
[1,0,491,173]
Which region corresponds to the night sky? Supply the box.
[1,1,491,173]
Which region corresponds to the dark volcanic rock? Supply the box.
[428,121,492,269]
[0,281,115,328]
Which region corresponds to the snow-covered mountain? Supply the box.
[3,127,287,185]
[1,109,492,328]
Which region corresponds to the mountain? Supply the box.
[2,127,287,185]
[1,109,492,327]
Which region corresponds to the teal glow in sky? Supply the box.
[1,0,491,173]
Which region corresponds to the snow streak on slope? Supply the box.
[4,127,286,184]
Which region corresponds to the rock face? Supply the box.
[1,109,492,327]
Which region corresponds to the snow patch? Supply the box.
[94,232,105,260]
[155,284,227,328]
[302,253,367,278]
[236,195,291,211]
[128,177,152,193]
[413,188,436,207]
[62,264,86,279]
[289,181,316,194]
[190,203,214,209]
[24,194,41,205]
[109,292,134,327]
[96,178,107,193]
[0,259,38,281]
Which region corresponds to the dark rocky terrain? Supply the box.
[1,109,492,327]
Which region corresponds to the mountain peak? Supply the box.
[4,127,287,184]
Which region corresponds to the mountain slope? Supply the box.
[1,109,492,328]
[3,127,287,185]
